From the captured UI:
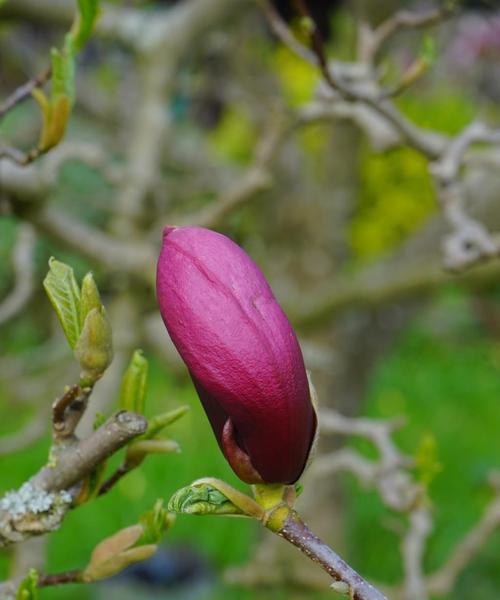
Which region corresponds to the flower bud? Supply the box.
[156,226,317,485]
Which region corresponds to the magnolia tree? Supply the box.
[0,1,500,599]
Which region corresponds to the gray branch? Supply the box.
[0,411,147,548]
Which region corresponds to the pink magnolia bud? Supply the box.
[156,226,317,485]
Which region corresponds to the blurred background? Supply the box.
[1,0,500,598]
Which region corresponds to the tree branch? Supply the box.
[0,224,36,326]
[277,511,388,600]
[0,411,147,548]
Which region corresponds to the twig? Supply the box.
[291,0,340,92]
[366,5,454,63]
[277,511,388,600]
[431,122,500,270]
[0,67,51,118]
[401,507,433,600]
[176,111,285,228]
[38,569,81,587]
[256,0,316,64]
[98,464,129,496]
[30,207,156,285]
[426,485,500,596]
[313,410,418,512]
[52,385,92,442]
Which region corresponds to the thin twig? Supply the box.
[0,67,51,118]
[52,385,92,441]
[38,569,81,587]
[277,511,388,600]
[366,5,454,63]
[98,464,129,496]
[175,111,286,228]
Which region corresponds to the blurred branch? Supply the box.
[256,0,316,63]
[0,67,51,118]
[259,0,500,274]
[0,405,49,457]
[402,508,433,600]
[362,5,454,63]
[176,111,286,228]
[313,410,418,511]
[426,475,500,597]
[431,122,500,270]
[293,253,500,330]
[31,208,156,284]
[0,224,36,326]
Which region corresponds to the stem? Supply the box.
[98,464,129,496]
[38,569,81,587]
[276,511,388,600]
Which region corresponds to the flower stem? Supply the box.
[274,510,388,600]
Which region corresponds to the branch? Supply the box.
[277,511,388,600]
[431,122,500,270]
[175,111,285,228]
[30,208,156,284]
[256,0,316,64]
[313,410,417,512]
[0,224,36,325]
[293,246,500,331]
[426,481,500,596]
[401,507,433,600]
[365,5,454,63]
[0,411,147,548]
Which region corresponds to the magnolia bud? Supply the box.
[156,226,317,485]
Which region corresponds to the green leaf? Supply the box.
[43,257,81,349]
[71,0,100,52]
[16,569,38,600]
[80,272,102,330]
[75,307,113,385]
[142,405,189,439]
[420,35,437,65]
[51,43,75,103]
[415,432,442,488]
[167,483,244,516]
[93,411,106,430]
[125,439,180,467]
[119,350,149,414]
[137,499,175,545]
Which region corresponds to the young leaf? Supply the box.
[80,272,102,329]
[16,569,38,600]
[82,525,156,582]
[125,439,180,468]
[137,499,175,545]
[43,258,81,349]
[51,42,75,104]
[75,307,113,385]
[33,43,75,152]
[71,0,100,52]
[119,350,149,414]
[141,405,189,439]
[167,483,244,516]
